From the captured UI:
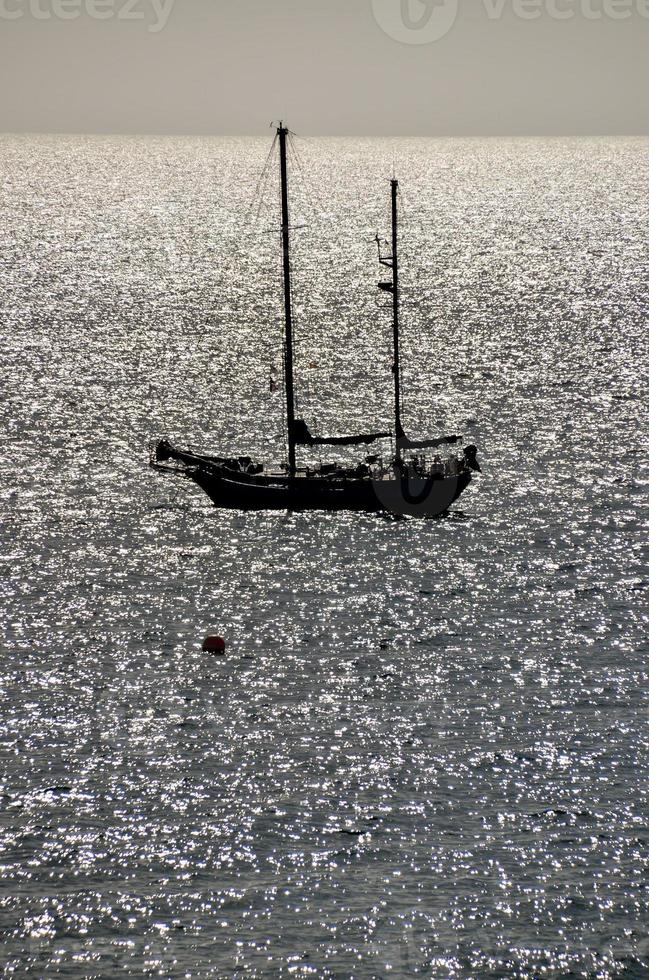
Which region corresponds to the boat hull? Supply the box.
[188,466,472,517]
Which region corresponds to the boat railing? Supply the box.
[258,454,467,482]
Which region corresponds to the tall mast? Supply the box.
[278,122,297,475]
[391,178,403,460]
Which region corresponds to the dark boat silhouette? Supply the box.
[151,123,480,517]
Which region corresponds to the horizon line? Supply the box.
[2,130,648,140]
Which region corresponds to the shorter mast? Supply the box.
[390,178,402,459]
[278,122,297,475]
[378,181,463,456]
[378,180,403,461]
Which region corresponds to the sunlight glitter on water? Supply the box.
[1,134,648,977]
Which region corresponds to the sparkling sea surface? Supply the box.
[1,135,648,978]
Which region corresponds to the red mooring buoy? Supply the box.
[202,635,226,654]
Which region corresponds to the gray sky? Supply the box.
[1,0,648,135]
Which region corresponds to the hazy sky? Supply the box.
[1,0,648,135]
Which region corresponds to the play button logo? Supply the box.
[371,0,459,44]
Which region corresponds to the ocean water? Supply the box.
[0,134,648,978]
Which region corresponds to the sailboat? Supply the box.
[151,123,481,517]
